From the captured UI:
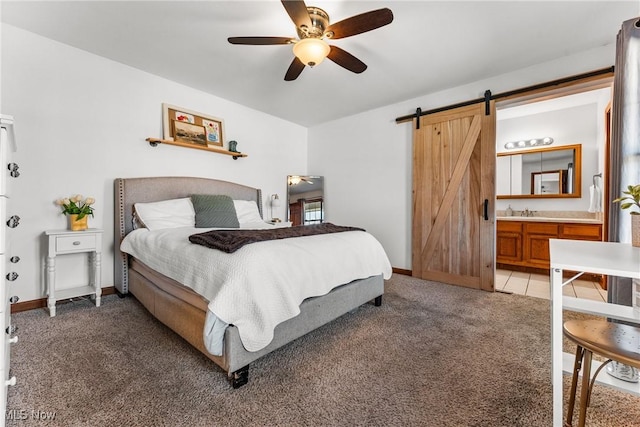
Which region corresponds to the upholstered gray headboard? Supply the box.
[114,176,262,294]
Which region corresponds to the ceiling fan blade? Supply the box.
[327,46,367,74]
[326,8,393,39]
[281,0,312,29]
[228,37,294,45]
[284,57,306,81]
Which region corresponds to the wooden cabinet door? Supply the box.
[412,102,496,291]
[497,232,522,263]
[496,221,523,264]
[526,234,553,267]
[524,223,559,268]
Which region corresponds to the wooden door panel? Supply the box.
[418,116,481,271]
[497,233,522,262]
[526,235,552,267]
[412,102,495,291]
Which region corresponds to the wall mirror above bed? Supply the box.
[496,144,582,199]
[287,176,324,226]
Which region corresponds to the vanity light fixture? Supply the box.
[504,137,553,150]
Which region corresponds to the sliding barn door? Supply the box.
[412,102,496,291]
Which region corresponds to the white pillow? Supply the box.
[233,199,263,224]
[134,198,195,230]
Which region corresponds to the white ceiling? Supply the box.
[2,1,638,127]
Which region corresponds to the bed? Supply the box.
[113,176,391,387]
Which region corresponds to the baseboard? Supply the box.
[10,286,117,314]
[392,267,412,276]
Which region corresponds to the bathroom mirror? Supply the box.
[496,144,582,199]
[287,175,324,226]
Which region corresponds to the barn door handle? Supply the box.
[483,199,489,220]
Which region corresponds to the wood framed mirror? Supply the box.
[497,144,582,199]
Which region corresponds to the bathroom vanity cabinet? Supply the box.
[497,219,602,271]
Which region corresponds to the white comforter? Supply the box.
[120,223,392,354]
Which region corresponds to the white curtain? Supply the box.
[609,17,640,304]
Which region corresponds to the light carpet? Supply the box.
[6,274,640,426]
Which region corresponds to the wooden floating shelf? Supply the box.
[146,138,247,159]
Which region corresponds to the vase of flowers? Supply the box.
[613,184,640,247]
[56,195,95,231]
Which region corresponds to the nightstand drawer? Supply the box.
[56,234,97,253]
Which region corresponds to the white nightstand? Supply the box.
[267,221,292,228]
[45,228,103,317]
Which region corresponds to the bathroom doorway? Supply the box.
[494,72,613,299]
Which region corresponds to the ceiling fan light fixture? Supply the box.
[289,176,301,185]
[293,38,330,67]
[228,2,393,80]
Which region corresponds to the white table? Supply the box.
[550,239,640,426]
[45,229,103,317]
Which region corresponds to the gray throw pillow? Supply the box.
[191,194,240,228]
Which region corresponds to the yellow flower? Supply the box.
[85,197,95,205]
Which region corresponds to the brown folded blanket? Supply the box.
[189,222,365,253]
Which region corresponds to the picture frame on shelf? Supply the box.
[173,120,207,146]
[162,103,224,147]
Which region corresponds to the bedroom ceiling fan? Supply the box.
[228,1,393,81]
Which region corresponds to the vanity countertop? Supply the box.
[496,216,602,224]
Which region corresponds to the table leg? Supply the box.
[552,267,564,426]
[94,251,101,307]
[46,256,56,317]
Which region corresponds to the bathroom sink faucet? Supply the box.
[521,208,536,217]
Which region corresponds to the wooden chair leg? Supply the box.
[565,345,584,427]
[577,350,593,427]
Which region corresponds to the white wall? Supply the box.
[308,44,617,270]
[1,25,307,302]
[1,24,621,296]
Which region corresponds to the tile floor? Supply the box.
[496,269,607,302]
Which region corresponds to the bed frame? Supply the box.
[114,176,384,388]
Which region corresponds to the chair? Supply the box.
[563,319,640,427]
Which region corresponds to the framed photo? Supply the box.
[162,104,224,147]
[173,120,207,146]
